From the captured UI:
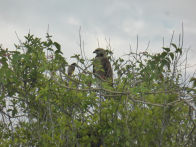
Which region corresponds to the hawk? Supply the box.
[68,63,77,76]
[93,48,113,85]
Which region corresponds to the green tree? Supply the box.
[0,33,195,146]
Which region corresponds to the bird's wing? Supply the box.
[101,57,113,80]
[93,56,113,81]
[68,65,75,76]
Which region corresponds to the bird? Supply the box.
[68,63,77,76]
[93,48,113,85]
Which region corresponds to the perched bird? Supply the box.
[68,63,77,76]
[93,48,113,85]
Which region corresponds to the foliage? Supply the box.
[0,33,195,146]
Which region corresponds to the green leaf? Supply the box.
[169,52,174,60]
[55,49,63,54]
[190,77,196,87]
[163,47,170,52]
[176,48,182,55]
[80,58,85,64]
[126,141,130,146]
[171,43,177,49]
[47,39,53,46]
[54,42,61,50]
[47,48,53,51]
[12,108,18,117]
[161,52,167,58]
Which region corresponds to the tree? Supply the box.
[0,33,195,146]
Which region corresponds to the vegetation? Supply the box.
[0,33,195,146]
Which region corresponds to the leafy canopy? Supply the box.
[0,33,195,146]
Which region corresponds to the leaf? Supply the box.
[71,54,80,61]
[12,108,18,117]
[126,141,130,146]
[190,77,196,87]
[161,52,167,58]
[162,58,170,70]
[163,47,170,52]
[80,58,85,64]
[171,43,177,49]
[176,48,182,55]
[46,33,52,38]
[169,52,174,60]
[54,42,61,50]
[47,48,53,51]
[116,128,121,137]
[47,39,53,46]
[7,109,12,112]
[55,49,63,54]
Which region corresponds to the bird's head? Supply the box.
[93,48,106,57]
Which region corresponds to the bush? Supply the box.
[0,33,195,146]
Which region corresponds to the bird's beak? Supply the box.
[93,50,96,53]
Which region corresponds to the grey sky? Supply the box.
[0,0,195,73]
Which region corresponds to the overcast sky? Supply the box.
[0,0,195,74]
